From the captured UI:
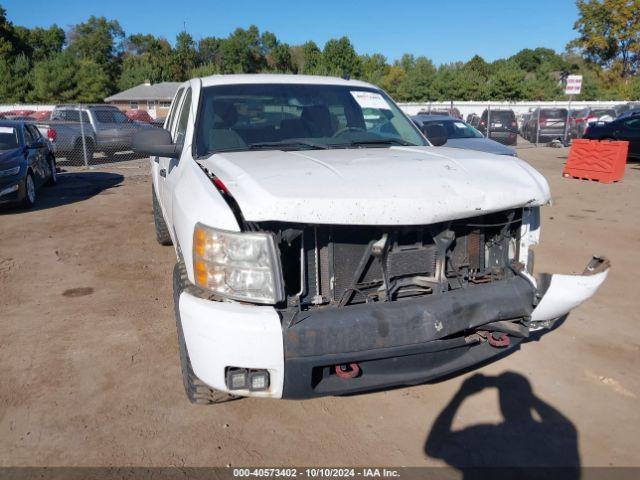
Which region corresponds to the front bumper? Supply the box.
[178,257,609,399]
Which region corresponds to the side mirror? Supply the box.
[423,124,448,146]
[133,128,181,158]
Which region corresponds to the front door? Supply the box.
[159,87,192,231]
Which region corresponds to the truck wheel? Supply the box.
[173,261,238,405]
[73,138,94,163]
[152,185,173,246]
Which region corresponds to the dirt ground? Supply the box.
[1,143,639,469]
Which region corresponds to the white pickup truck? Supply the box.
[133,74,609,404]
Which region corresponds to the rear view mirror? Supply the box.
[133,129,182,158]
[423,124,448,146]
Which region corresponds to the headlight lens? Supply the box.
[193,223,283,304]
[0,166,20,177]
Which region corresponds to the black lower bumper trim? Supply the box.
[282,277,535,399]
[282,337,523,399]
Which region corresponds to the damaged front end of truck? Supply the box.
[181,144,612,399]
[251,208,609,398]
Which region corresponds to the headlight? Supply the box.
[193,223,283,304]
[0,166,20,177]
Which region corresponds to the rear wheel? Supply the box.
[152,185,172,245]
[173,261,238,405]
[73,138,94,164]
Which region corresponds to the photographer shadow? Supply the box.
[424,372,580,480]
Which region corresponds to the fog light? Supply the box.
[226,368,248,390]
[249,371,270,391]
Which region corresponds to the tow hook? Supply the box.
[488,331,510,348]
[335,363,361,379]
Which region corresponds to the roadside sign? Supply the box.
[565,75,583,95]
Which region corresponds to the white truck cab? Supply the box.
[133,74,609,403]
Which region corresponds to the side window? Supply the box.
[60,110,90,123]
[27,125,42,142]
[23,126,36,145]
[624,118,640,130]
[95,111,115,123]
[174,88,192,146]
[112,111,130,124]
[167,88,184,132]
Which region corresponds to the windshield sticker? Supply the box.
[350,91,390,110]
[0,127,16,134]
[453,122,467,129]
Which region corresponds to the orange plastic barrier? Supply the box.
[563,139,628,184]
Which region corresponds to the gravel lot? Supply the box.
[1,143,638,469]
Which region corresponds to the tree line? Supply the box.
[0,0,638,105]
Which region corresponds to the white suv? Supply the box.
[133,74,609,403]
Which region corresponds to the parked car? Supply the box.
[151,116,167,128]
[4,109,35,118]
[35,105,154,159]
[583,114,640,159]
[0,119,57,208]
[466,113,480,127]
[523,108,568,143]
[29,110,51,121]
[519,113,531,135]
[418,107,462,119]
[476,109,518,145]
[125,109,154,124]
[614,102,640,118]
[132,73,608,404]
[617,107,640,120]
[569,107,617,138]
[412,114,516,155]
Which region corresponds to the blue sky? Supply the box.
[3,0,579,65]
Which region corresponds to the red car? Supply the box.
[29,111,52,121]
[4,109,36,117]
[125,109,154,123]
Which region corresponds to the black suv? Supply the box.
[477,109,517,145]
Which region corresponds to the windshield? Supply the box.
[0,126,19,150]
[423,119,484,139]
[590,110,616,118]
[194,84,426,156]
[540,109,568,119]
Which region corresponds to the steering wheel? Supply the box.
[332,126,365,138]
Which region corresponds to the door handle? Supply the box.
[159,168,166,178]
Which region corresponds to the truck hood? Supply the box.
[445,138,516,156]
[201,146,551,225]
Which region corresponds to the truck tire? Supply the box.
[152,185,173,246]
[73,138,94,163]
[173,261,238,405]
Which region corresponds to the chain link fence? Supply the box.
[2,100,627,166]
[1,104,163,167]
[399,100,624,150]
